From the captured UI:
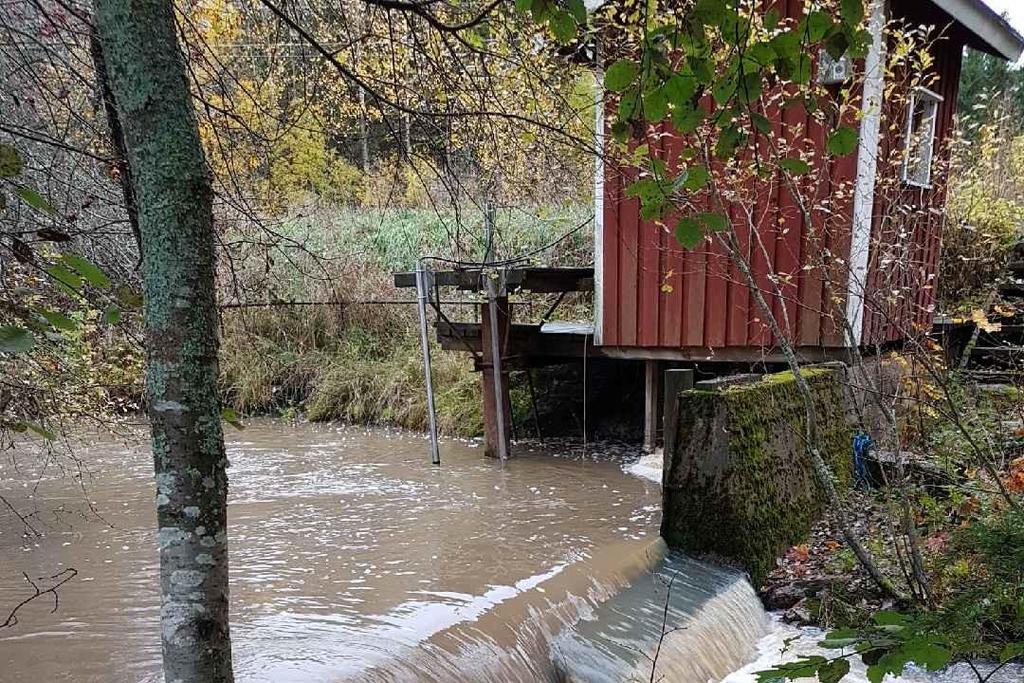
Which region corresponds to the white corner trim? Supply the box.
[845,0,887,347]
[593,56,605,346]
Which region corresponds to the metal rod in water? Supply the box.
[485,273,509,464]
[415,261,441,465]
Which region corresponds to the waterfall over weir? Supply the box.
[355,539,771,682]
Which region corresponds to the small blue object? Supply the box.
[852,431,872,488]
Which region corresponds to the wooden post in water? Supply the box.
[481,279,511,461]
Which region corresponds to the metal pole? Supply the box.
[485,273,509,464]
[415,261,441,465]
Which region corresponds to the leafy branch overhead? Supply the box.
[517,0,868,248]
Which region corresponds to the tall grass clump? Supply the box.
[218,202,592,435]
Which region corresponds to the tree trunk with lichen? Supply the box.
[92,1,234,681]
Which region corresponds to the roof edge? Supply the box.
[928,0,1024,60]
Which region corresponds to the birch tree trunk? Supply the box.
[92,1,234,681]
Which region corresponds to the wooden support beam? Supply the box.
[643,359,660,453]
[480,296,512,459]
[394,266,594,294]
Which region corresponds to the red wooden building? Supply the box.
[594,0,1023,361]
[400,0,1024,458]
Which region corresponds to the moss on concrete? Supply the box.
[662,367,852,586]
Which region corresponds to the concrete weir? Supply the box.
[661,366,854,585]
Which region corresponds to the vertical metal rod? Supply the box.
[415,261,441,465]
[485,274,509,464]
[526,368,542,439]
[643,359,659,454]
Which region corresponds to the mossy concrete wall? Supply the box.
[661,367,853,586]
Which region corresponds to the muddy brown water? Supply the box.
[0,421,769,682]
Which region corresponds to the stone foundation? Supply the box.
[661,366,853,586]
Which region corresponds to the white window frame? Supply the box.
[901,86,943,189]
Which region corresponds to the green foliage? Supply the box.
[940,120,1024,311]
[958,48,1024,130]
[758,611,955,683]
[217,203,591,435]
[825,126,858,157]
[598,0,865,250]
[916,505,1024,660]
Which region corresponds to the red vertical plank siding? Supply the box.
[618,164,640,347]
[596,0,966,356]
[775,96,806,345]
[798,110,826,347]
[661,132,685,346]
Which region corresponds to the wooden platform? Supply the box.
[393,266,593,294]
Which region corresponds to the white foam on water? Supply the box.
[721,614,1024,683]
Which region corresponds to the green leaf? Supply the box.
[1000,642,1024,663]
[818,636,860,649]
[756,657,829,681]
[751,113,772,134]
[681,165,710,191]
[688,56,713,83]
[899,641,951,671]
[841,0,866,27]
[873,610,911,627]
[643,87,669,122]
[61,254,111,289]
[866,664,886,683]
[738,71,763,104]
[806,11,834,42]
[16,187,54,214]
[0,326,35,354]
[45,263,83,295]
[605,60,640,92]
[565,0,587,24]
[0,143,24,178]
[693,0,726,24]
[549,10,576,43]
[221,407,245,430]
[818,658,851,683]
[664,71,697,105]
[770,31,801,61]
[625,178,660,201]
[826,126,859,156]
[748,42,776,67]
[675,217,704,249]
[763,8,780,31]
[715,125,745,160]
[672,103,704,133]
[792,54,812,84]
[22,421,56,440]
[780,157,812,175]
[102,305,121,325]
[712,71,737,106]
[699,212,730,231]
[618,89,639,121]
[39,309,78,332]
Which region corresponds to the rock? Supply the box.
[784,598,817,625]
[762,583,807,610]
